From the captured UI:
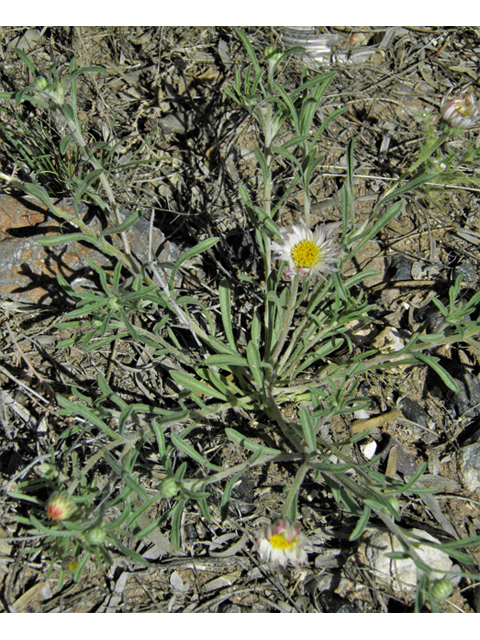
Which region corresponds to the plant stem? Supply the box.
[62,110,135,266]
[269,275,300,367]
[282,460,309,521]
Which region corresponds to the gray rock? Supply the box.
[458,443,480,492]
[362,528,453,592]
[0,195,180,305]
[389,255,413,281]
[453,261,477,284]
[400,397,429,427]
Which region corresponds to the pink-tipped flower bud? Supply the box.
[46,492,76,521]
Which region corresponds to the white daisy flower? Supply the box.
[272,220,341,280]
[440,92,480,130]
[255,519,309,568]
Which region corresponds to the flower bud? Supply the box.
[264,45,284,81]
[36,462,59,479]
[45,83,66,106]
[161,477,179,498]
[264,45,283,63]
[86,527,107,546]
[67,559,79,572]
[431,577,453,601]
[46,492,76,521]
[34,76,49,91]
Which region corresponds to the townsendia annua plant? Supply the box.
[2,30,480,610]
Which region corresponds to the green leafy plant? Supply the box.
[2,30,480,611]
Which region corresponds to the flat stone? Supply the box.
[362,528,452,592]
[0,195,171,305]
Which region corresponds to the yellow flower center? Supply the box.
[290,240,321,269]
[270,533,296,550]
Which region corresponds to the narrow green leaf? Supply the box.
[311,107,345,146]
[401,462,429,491]
[346,200,404,261]
[171,431,222,471]
[101,210,141,237]
[271,80,299,130]
[283,487,300,524]
[170,370,227,401]
[299,406,317,453]
[247,340,264,390]
[376,172,437,209]
[349,505,372,541]
[219,278,238,351]
[254,146,269,178]
[290,70,336,101]
[205,335,240,357]
[251,311,262,346]
[83,333,129,353]
[170,498,187,551]
[74,168,104,213]
[37,232,95,247]
[201,353,248,368]
[108,532,148,564]
[415,354,460,392]
[220,468,246,521]
[17,181,53,209]
[59,134,74,155]
[28,515,76,537]
[276,134,310,150]
[56,394,119,440]
[169,237,219,283]
[120,308,139,341]
[70,65,109,80]
[226,428,282,455]
[105,454,149,501]
[234,28,262,74]
[384,550,411,560]
[14,48,37,74]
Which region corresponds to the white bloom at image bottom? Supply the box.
[255,519,309,568]
[272,220,341,280]
[440,91,480,130]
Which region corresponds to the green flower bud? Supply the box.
[34,76,49,91]
[161,477,179,498]
[47,83,66,106]
[431,578,453,601]
[86,527,107,546]
[67,559,79,572]
[264,45,283,63]
[36,462,59,479]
